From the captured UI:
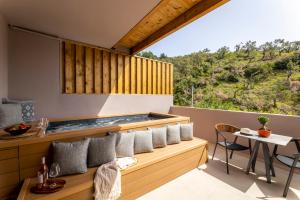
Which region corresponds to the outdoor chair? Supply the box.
[212,123,252,174]
[272,138,300,197]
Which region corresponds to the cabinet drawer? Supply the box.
[0,158,19,175]
[0,171,19,188]
[0,148,18,160]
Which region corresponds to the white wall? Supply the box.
[8,30,173,119]
[0,14,8,100]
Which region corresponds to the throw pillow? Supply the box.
[133,130,153,154]
[148,127,167,148]
[167,124,181,145]
[87,134,116,167]
[115,132,135,158]
[0,104,23,128]
[52,138,90,176]
[180,123,194,141]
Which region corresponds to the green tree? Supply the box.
[274,39,285,55]
[287,60,298,80]
[159,53,168,59]
[216,46,230,59]
[139,51,158,59]
[242,40,257,59]
[260,42,276,60]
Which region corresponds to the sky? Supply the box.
[145,0,300,57]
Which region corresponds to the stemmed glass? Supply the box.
[38,118,49,136]
[49,162,60,178]
[48,162,61,188]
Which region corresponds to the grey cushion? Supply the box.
[87,134,116,168]
[52,138,90,176]
[133,130,153,154]
[149,127,167,148]
[0,104,23,128]
[167,124,181,145]
[115,132,135,158]
[180,123,194,141]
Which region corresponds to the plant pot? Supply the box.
[257,128,271,137]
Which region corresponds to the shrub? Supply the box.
[257,116,269,128]
[274,54,300,70]
[244,63,272,80]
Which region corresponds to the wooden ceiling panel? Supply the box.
[113,0,229,54]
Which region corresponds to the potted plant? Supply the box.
[257,116,271,137]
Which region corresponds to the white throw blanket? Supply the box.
[94,158,138,200]
[94,161,121,200]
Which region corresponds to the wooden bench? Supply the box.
[17,138,208,200]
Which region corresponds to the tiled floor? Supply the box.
[138,143,300,200]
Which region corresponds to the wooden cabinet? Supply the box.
[0,147,19,200]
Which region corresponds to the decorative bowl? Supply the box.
[4,124,31,136]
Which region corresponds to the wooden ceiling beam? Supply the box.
[129,0,229,55]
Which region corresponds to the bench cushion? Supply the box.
[180,123,194,141]
[115,132,135,158]
[87,134,116,168]
[149,127,167,148]
[52,138,90,176]
[133,130,153,154]
[167,124,181,145]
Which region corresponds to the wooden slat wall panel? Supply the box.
[170,63,173,94]
[162,62,166,94]
[110,53,117,94]
[147,60,152,94]
[64,42,75,93]
[62,42,173,95]
[152,61,157,94]
[130,57,136,94]
[157,62,162,94]
[142,59,147,94]
[94,49,102,94]
[166,63,170,94]
[136,58,142,94]
[124,56,130,94]
[118,55,124,94]
[75,45,85,93]
[103,51,110,94]
[85,47,94,93]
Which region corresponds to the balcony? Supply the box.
[1,0,300,200]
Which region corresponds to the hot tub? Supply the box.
[46,113,172,134]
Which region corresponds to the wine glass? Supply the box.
[49,162,60,178]
[38,118,49,136]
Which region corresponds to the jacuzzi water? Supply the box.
[46,114,172,134]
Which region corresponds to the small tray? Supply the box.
[30,179,66,194]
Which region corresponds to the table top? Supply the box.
[234,130,292,146]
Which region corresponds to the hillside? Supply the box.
[139,40,300,115]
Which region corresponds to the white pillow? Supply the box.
[0,104,23,128]
[132,130,153,154]
[115,132,135,158]
[180,123,194,141]
[167,124,181,145]
[148,127,167,148]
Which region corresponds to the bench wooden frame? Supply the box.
[18,138,208,200]
[0,113,208,199]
